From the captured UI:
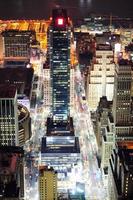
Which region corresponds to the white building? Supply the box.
[87,45,115,111]
[100,116,115,191]
[43,68,52,106]
[70,67,75,110]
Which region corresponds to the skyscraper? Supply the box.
[41,9,80,173]
[113,59,133,141]
[48,9,71,122]
[108,146,133,199]
[87,44,115,111]
[0,84,18,146]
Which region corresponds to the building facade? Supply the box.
[0,146,24,200]
[2,30,35,60]
[43,68,52,106]
[39,166,57,200]
[41,9,80,177]
[87,44,115,111]
[48,9,71,122]
[113,59,133,141]
[0,85,18,146]
[108,146,133,200]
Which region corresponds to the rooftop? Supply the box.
[0,67,34,98]
[96,43,112,50]
[41,137,80,154]
[46,117,75,136]
[0,84,16,98]
[118,59,133,66]
[39,165,57,173]
[120,148,133,169]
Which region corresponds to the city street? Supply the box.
[74,66,107,200]
[24,63,108,200]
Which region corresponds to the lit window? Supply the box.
[57,18,64,26]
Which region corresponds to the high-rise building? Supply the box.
[43,63,74,109]
[87,44,115,111]
[18,104,31,146]
[41,9,80,174]
[39,166,57,200]
[43,67,52,107]
[70,67,75,110]
[0,84,31,146]
[0,84,18,146]
[95,97,115,189]
[0,67,34,104]
[48,9,71,122]
[95,96,113,148]
[108,146,133,200]
[113,59,133,141]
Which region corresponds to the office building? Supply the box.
[100,123,115,189]
[0,67,34,103]
[48,8,71,122]
[41,9,80,174]
[101,126,115,170]
[0,146,24,200]
[108,146,133,200]
[18,104,31,146]
[39,166,57,200]
[95,96,113,148]
[41,117,80,170]
[43,64,74,109]
[0,84,31,146]
[112,59,133,141]
[43,67,52,107]
[87,44,115,111]
[70,67,75,109]
[2,30,35,61]
[95,97,115,189]
[0,84,18,146]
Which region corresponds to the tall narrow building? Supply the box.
[113,59,133,141]
[41,9,80,174]
[48,9,71,122]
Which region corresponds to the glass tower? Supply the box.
[48,9,71,122]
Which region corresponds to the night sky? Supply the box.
[0,0,132,21]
